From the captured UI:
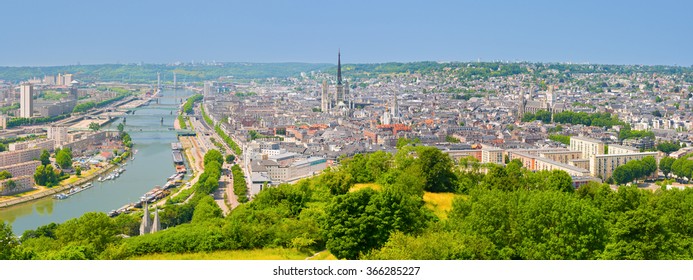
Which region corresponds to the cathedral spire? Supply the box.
[337,49,342,85]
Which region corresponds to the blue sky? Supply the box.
[1,0,691,66]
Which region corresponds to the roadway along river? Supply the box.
[0,89,193,235]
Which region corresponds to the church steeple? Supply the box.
[337,49,342,85]
[140,202,152,235]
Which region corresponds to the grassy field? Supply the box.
[130,247,325,260]
[350,183,382,192]
[424,192,465,219]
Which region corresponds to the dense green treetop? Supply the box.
[7,147,693,260]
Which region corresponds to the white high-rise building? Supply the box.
[204,81,212,96]
[20,83,33,118]
[47,126,69,147]
[63,74,73,85]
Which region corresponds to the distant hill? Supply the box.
[1,61,691,84]
[323,61,693,81]
[0,62,333,83]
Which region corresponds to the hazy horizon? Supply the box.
[0,59,691,68]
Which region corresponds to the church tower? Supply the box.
[151,207,161,234]
[546,85,555,110]
[139,202,152,235]
[336,50,344,103]
[344,80,350,104]
[321,80,329,112]
[517,89,525,119]
[391,93,399,121]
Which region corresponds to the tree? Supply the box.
[0,170,11,180]
[396,137,420,149]
[117,122,125,133]
[320,169,354,196]
[549,134,570,145]
[225,154,236,164]
[672,157,693,182]
[323,188,431,259]
[416,146,457,192]
[659,157,674,178]
[20,222,58,242]
[641,156,657,179]
[481,165,515,191]
[88,122,101,132]
[75,166,82,177]
[203,149,224,166]
[191,196,223,223]
[1,222,19,260]
[121,132,133,148]
[612,157,657,185]
[56,148,73,169]
[602,206,673,259]
[449,189,607,260]
[366,229,494,260]
[34,164,58,187]
[55,212,119,254]
[516,191,607,259]
[656,141,681,154]
[380,167,426,197]
[343,154,371,183]
[40,149,50,165]
[612,166,632,185]
[365,151,392,182]
[5,179,16,192]
[546,170,574,192]
[34,165,46,186]
[445,135,461,143]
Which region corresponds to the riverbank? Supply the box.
[0,89,193,235]
[0,163,120,209]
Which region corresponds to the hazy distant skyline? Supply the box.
[1,0,691,67]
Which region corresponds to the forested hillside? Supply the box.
[2,146,693,260]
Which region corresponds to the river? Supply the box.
[0,89,193,235]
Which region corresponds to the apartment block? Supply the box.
[589,152,658,179]
[535,157,591,177]
[539,150,583,164]
[570,136,605,159]
[481,147,504,165]
[568,159,590,170]
[2,160,41,178]
[8,139,55,152]
[0,148,41,167]
[0,175,34,196]
[48,126,69,146]
[444,149,482,162]
[607,144,640,155]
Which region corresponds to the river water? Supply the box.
[0,89,192,235]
